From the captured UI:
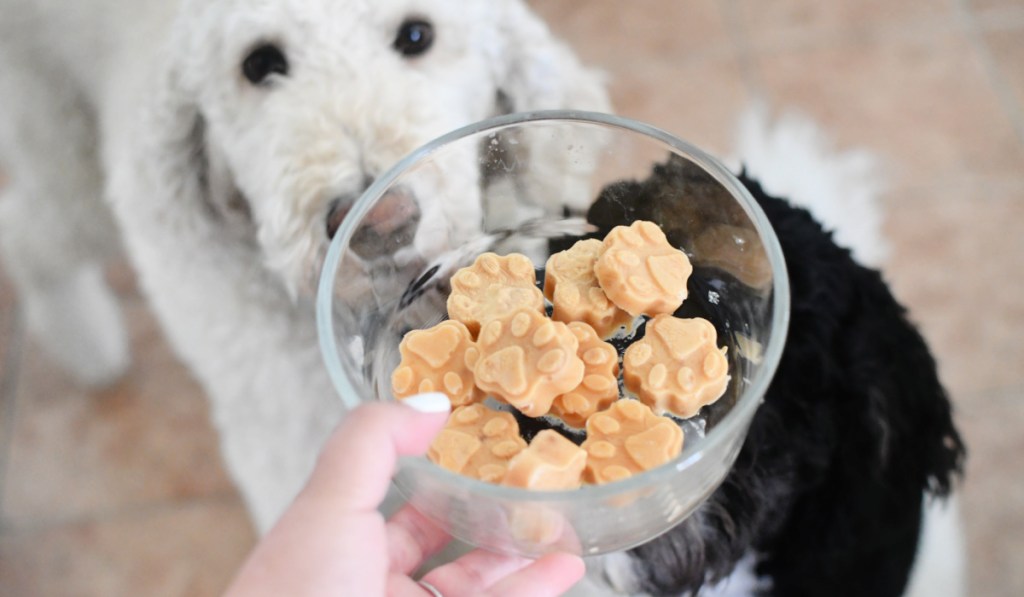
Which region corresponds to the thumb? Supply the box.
[304,393,451,513]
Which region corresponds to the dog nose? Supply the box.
[326,196,356,240]
[326,177,375,240]
[327,184,421,259]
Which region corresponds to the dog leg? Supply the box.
[0,52,129,386]
[903,496,966,597]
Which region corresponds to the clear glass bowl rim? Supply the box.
[316,110,791,503]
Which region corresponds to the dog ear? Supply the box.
[843,267,966,497]
[485,1,613,215]
[493,1,610,115]
[111,58,251,243]
[106,56,260,299]
[735,181,966,594]
[764,261,968,595]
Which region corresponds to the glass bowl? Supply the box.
[317,111,789,557]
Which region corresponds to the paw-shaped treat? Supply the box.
[392,320,483,407]
[466,309,585,417]
[581,400,684,484]
[594,220,693,317]
[447,252,544,337]
[544,239,633,338]
[427,404,527,483]
[550,322,620,428]
[623,315,729,419]
[502,430,587,490]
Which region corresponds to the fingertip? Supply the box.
[480,551,588,597]
[394,393,451,454]
[541,552,586,582]
[307,398,451,511]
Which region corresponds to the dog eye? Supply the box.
[393,19,434,57]
[242,44,289,85]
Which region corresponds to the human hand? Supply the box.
[225,393,586,596]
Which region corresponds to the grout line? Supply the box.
[0,305,25,532]
[0,490,250,538]
[954,0,1024,149]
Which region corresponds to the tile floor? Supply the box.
[0,0,1021,595]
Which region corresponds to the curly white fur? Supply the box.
[0,0,609,530]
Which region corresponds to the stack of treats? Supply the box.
[390,220,731,490]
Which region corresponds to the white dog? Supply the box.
[0,0,609,530]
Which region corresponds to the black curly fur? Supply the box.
[593,163,966,596]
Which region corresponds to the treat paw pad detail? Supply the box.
[503,430,587,490]
[623,315,730,419]
[550,321,620,428]
[594,220,693,317]
[392,320,482,407]
[466,310,585,417]
[447,252,544,337]
[544,238,633,338]
[581,400,684,484]
[427,404,527,483]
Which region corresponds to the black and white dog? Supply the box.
[566,159,966,597]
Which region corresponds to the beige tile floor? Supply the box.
[0,0,1022,594]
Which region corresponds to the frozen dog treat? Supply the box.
[427,404,527,483]
[594,220,693,317]
[447,252,545,337]
[397,216,733,491]
[391,320,483,408]
[507,503,571,547]
[581,399,684,484]
[467,309,585,417]
[550,322,620,428]
[623,315,729,419]
[544,239,633,338]
[502,430,587,490]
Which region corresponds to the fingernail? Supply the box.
[401,392,451,414]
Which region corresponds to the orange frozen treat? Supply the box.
[581,400,684,484]
[447,252,544,337]
[466,309,585,417]
[427,404,527,483]
[623,315,730,419]
[391,320,483,408]
[594,220,693,317]
[544,239,633,338]
[502,430,587,490]
[550,322,620,428]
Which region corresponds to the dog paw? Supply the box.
[23,266,130,387]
